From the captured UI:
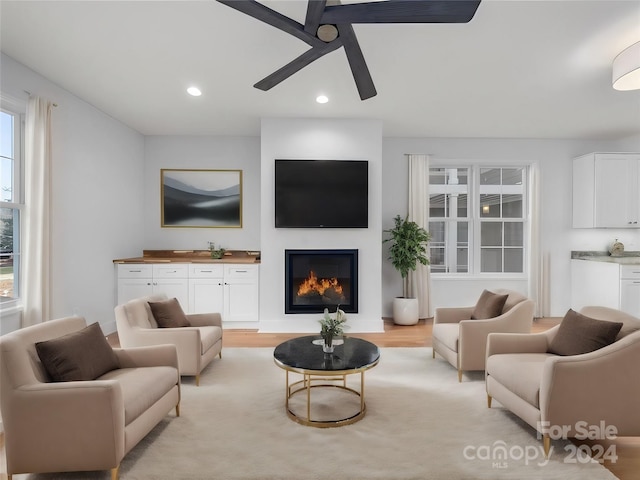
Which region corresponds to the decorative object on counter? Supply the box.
[161,169,242,228]
[609,239,625,257]
[319,306,348,354]
[208,242,226,259]
[383,214,431,325]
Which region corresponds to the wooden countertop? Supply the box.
[113,249,260,264]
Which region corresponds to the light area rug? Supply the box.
[19,347,616,480]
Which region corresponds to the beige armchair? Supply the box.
[432,289,535,381]
[0,316,180,479]
[115,294,222,385]
[486,306,640,456]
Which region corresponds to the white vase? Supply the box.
[392,297,419,325]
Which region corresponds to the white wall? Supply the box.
[143,136,261,251]
[259,118,384,332]
[382,137,639,317]
[3,52,638,332]
[0,53,145,334]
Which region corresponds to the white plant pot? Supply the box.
[392,297,419,325]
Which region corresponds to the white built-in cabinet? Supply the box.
[117,264,189,307]
[571,259,640,317]
[117,263,259,325]
[573,152,640,228]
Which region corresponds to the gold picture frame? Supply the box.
[161,169,242,228]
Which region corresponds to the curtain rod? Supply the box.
[23,90,58,107]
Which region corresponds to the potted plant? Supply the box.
[208,242,226,259]
[319,306,347,353]
[383,215,431,325]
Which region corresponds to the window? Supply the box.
[429,166,528,275]
[0,107,23,305]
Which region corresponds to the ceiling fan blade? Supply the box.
[304,0,327,35]
[322,0,482,24]
[254,41,342,91]
[217,0,322,47]
[335,24,377,100]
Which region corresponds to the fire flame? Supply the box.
[297,271,344,297]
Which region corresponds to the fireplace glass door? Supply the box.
[285,249,358,314]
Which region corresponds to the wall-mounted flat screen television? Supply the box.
[275,159,369,228]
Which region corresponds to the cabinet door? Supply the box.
[594,154,640,227]
[153,279,189,311]
[621,280,640,317]
[189,279,225,314]
[117,278,153,304]
[224,281,259,322]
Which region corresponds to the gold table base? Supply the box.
[283,369,368,428]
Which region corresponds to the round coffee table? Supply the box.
[273,336,380,428]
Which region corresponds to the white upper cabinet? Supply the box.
[573,152,640,228]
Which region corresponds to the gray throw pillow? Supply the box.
[470,290,509,319]
[148,297,191,328]
[36,322,119,382]
[548,309,623,356]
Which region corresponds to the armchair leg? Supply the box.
[111,465,119,480]
[487,394,492,408]
[195,374,200,386]
[432,348,435,359]
[458,369,462,382]
[543,435,551,458]
[176,402,181,417]
[219,350,222,359]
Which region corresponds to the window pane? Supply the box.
[503,194,523,218]
[429,168,446,185]
[1,110,14,203]
[503,168,524,185]
[481,222,502,246]
[429,247,446,272]
[456,248,468,273]
[457,222,468,242]
[428,221,445,244]
[0,207,19,301]
[504,222,523,246]
[480,194,500,217]
[0,157,13,202]
[429,194,446,218]
[480,168,501,185]
[504,248,523,273]
[457,194,468,217]
[453,168,468,185]
[0,111,13,159]
[481,248,502,272]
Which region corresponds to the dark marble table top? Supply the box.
[273,335,380,373]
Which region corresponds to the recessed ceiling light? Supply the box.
[316,95,329,104]
[187,86,202,97]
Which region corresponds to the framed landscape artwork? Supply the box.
[161,169,242,228]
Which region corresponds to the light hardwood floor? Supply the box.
[2,318,637,480]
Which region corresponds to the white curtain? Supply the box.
[527,164,543,317]
[22,96,53,327]
[408,154,432,318]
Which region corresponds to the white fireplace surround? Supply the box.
[259,118,384,333]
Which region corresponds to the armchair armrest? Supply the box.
[486,331,551,357]
[540,331,640,436]
[7,380,125,470]
[187,312,222,328]
[114,344,179,369]
[433,306,474,324]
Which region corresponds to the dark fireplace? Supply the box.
[285,249,358,314]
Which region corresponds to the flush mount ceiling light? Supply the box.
[187,86,202,96]
[613,41,640,91]
[316,95,329,104]
[217,0,481,100]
